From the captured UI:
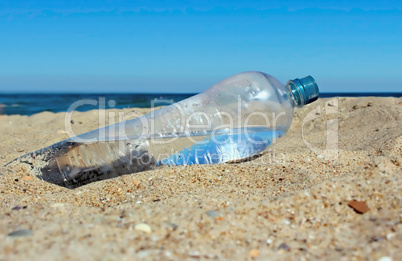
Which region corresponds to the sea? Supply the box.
[0,92,401,116]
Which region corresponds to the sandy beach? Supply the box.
[0,97,401,260]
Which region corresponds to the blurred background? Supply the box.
[0,1,401,114]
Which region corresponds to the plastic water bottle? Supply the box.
[8,71,319,188]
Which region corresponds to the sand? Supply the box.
[0,97,401,260]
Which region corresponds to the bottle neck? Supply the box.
[286,80,306,107]
[286,76,319,108]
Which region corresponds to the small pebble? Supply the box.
[249,249,259,258]
[278,243,290,251]
[206,210,220,218]
[348,200,369,214]
[12,205,27,210]
[386,233,395,240]
[134,223,151,233]
[132,178,140,186]
[8,229,32,237]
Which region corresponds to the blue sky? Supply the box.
[0,1,401,93]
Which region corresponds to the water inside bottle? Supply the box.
[37,127,285,188]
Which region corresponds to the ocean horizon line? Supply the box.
[0,92,400,116]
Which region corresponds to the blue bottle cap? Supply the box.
[287,75,319,106]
